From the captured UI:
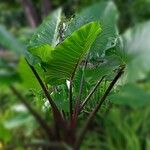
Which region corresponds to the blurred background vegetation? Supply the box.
[0,0,150,150]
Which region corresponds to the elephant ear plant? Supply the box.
[0,2,125,150]
[25,20,124,148]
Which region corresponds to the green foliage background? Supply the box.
[0,0,150,150]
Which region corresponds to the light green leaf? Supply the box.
[110,84,150,108]
[17,58,41,90]
[65,1,118,56]
[122,21,150,82]
[45,22,101,85]
[29,44,54,62]
[29,8,62,48]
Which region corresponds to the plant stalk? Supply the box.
[26,61,65,140]
[10,85,53,141]
[5,141,70,150]
[71,57,88,128]
[74,65,125,150]
[69,79,73,120]
[79,76,105,112]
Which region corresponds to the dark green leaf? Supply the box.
[65,1,118,56]
[29,8,62,48]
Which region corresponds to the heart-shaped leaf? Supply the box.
[30,22,101,85]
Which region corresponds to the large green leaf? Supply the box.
[28,8,62,48]
[0,25,25,55]
[122,21,150,82]
[65,1,118,56]
[44,22,101,85]
[85,37,126,84]
[85,66,113,84]
[110,84,150,108]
